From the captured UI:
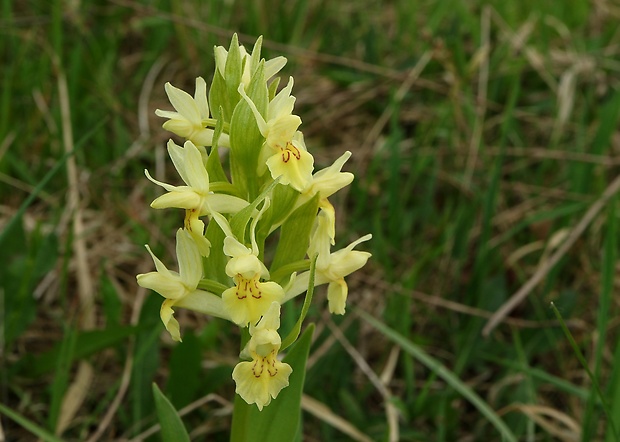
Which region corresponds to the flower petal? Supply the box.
[269,77,296,119]
[251,302,281,336]
[167,139,191,186]
[144,169,179,193]
[155,109,181,120]
[266,361,292,402]
[225,253,262,280]
[174,289,231,321]
[176,228,202,288]
[150,189,202,210]
[160,299,182,341]
[182,141,211,193]
[223,236,252,261]
[264,56,287,81]
[282,269,332,303]
[266,114,301,149]
[222,286,248,325]
[185,216,211,257]
[266,145,313,191]
[164,82,201,125]
[137,271,185,300]
[190,128,216,147]
[327,278,348,315]
[194,77,210,119]
[232,361,271,411]
[222,280,284,326]
[204,194,249,215]
[162,119,194,138]
[308,210,333,270]
[143,244,172,276]
[214,46,228,77]
[306,150,354,199]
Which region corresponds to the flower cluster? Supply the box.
[136,35,371,410]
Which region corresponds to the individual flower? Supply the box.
[301,151,354,201]
[232,302,292,410]
[298,150,355,243]
[238,78,314,191]
[221,237,285,325]
[216,202,285,326]
[136,229,230,341]
[155,77,229,148]
[214,36,287,89]
[285,211,372,314]
[145,139,248,256]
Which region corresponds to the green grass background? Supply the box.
[3,0,620,440]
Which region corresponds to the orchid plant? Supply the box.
[137,34,371,439]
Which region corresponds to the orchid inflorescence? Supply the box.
[136,34,371,410]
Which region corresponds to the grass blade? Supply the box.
[152,383,190,442]
[0,403,64,442]
[0,117,107,250]
[358,310,517,442]
[550,302,618,441]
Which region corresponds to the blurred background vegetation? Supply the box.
[3,0,620,440]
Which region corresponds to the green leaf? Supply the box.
[606,339,620,442]
[229,61,267,200]
[48,324,78,432]
[590,198,617,440]
[2,225,57,346]
[152,383,191,442]
[550,302,618,440]
[211,105,225,151]
[359,311,518,442]
[209,69,231,122]
[249,35,263,74]
[271,193,319,274]
[17,325,140,377]
[230,324,315,442]
[0,403,65,442]
[269,183,300,228]
[167,331,203,409]
[204,217,229,285]
[131,298,162,429]
[206,106,231,184]
[101,275,123,326]
[224,33,242,108]
[0,117,106,250]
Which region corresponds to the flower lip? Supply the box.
[232,302,291,409]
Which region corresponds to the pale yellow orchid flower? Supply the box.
[155,77,229,148]
[145,140,248,256]
[285,211,372,314]
[136,229,230,341]
[297,150,355,243]
[238,78,314,191]
[213,202,285,326]
[232,302,292,410]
